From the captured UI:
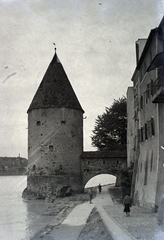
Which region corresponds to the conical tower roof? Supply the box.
[27,51,84,113]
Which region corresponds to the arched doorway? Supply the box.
[84,174,116,190]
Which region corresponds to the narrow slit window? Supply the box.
[36,121,41,126]
[151,117,155,136]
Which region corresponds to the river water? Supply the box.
[0,176,54,240]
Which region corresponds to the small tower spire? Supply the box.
[53,43,59,62]
[53,43,56,53]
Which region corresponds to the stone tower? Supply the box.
[26,50,84,198]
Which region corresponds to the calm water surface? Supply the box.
[0,176,53,240]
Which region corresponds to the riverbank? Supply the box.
[32,192,90,239]
[26,184,164,240]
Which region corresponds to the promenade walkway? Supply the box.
[103,203,164,240]
[100,186,164,240]
[33,186,164,240]
[43,185,135,240]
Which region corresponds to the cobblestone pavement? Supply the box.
[103,204,164,240]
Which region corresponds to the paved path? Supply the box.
[103,202,164,240]
[42,186,136,240]
[92,185,114,205]
[46,202,94,240]
[97,186,164,239]
[93,186,136,240]
[34,186,164,240]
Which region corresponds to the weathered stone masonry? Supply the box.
[24,50,127,199]
[81,151,127,188]
[26,51,84,198]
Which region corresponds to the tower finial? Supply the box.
[53,43,56,52]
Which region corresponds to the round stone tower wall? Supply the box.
[27,107,83,197]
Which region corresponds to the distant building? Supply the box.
[129,17,164,210]
[0,157,27,175]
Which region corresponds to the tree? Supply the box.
[91,96,127,151]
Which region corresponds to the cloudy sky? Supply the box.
[0,0,163,158]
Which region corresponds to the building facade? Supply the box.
[127,87,134,168]
[130,17,164,209]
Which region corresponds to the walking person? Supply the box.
[88,188,93,204]
[98,183,102,193]
[157,194,164,231]
[123,194,131,216]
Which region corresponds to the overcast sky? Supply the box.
[0,0,163,158]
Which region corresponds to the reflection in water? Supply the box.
[0,176,53,240]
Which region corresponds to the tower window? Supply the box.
[49,145,54,151]
[36,121,41,126]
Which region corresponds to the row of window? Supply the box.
[141,78,163,109]
[140,81,153,109]
[36,120,66,126]
[137,118,155,143]
[134,80,155,112]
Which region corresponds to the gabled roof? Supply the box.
[27,51,84,113]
